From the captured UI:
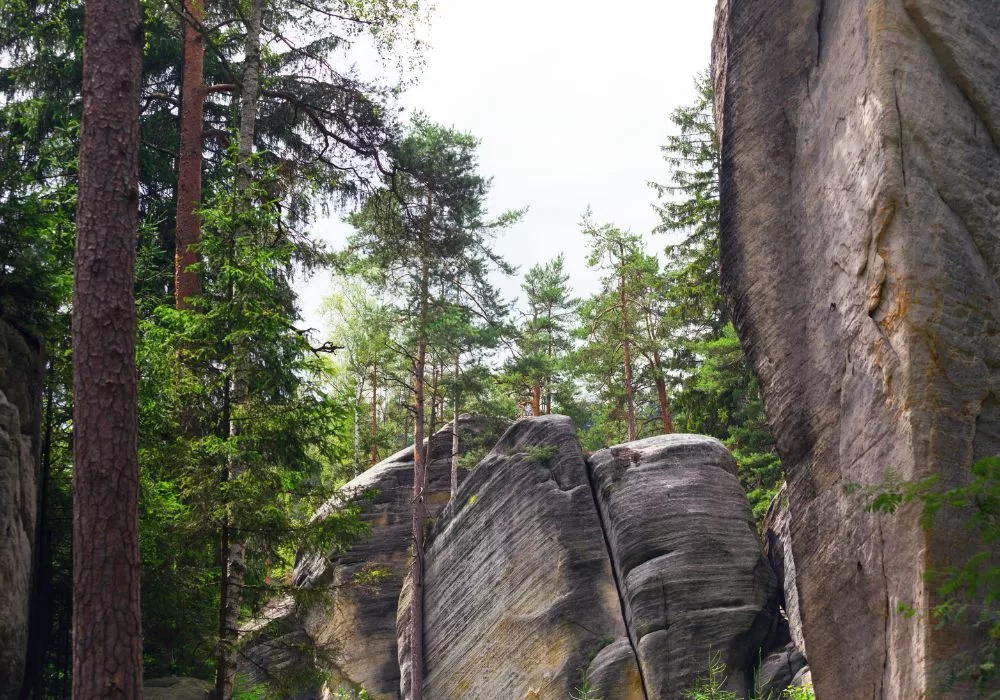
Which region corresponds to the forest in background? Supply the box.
[0,0,781,695]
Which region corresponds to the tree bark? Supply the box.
[451,355,460,498]
[175,0,206,308]
[370,368,379,465]
[72,0,143,693]
[619,258,637,442]
[531,384,541,416]
[651,351,673,434]
[410,257,430,700]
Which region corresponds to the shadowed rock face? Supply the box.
[589,435,779,699]
[237,416,501,700]
[399,417,779,700]
[713,1,1000,696]
[0,320,43,700]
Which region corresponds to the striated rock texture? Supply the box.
[399,418,780,700]
[589,435,779,699]
[0,320,43,700]
[713,1,1000,696]
[761,485,805,656]
[237,416,501,699]
[397,415,639,700]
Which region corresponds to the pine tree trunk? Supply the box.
[651,351,673,434]
[215,2,264,696]
[410,258,430,700]
[451,356,460,498]
[175,0,206,308]
[531,384,541,416]
[72,0,143,693]
[620,260,637,442]
[353,375,362,473]
[370,368,379,465]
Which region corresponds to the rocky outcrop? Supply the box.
[589,436,780,698]
[713,1,1000,697]
[399,417,780,700]
[761,485,805,657]
[143,677,213,700]
[398,415,640,700]
[0,320,43,700]
[237,416,502,699]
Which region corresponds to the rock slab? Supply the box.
[713,0,1000,696]
[0,320,43,700]
[589,435,779,699]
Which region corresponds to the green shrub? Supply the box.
[682,651,738,700]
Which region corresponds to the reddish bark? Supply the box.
[175,0,206,308]
[72,0,143,694]
[531,384,541,416]
[620,258,637,442]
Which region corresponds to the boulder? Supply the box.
[237,416,502,699]
[397,415,638,700]
[755,642,807,700]
[143,676,213,700]
[713,0,1000,696]
[588,435,780,699]
[0,320,43,700]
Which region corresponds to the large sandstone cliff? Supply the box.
[0,319,43,700]
[713,0,1000,696]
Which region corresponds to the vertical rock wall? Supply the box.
[0,319,43,699]
[713,1,1000,696]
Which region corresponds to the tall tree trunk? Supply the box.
[620,261,637,442]
[215,2,264,697]
[175,0,206,308]
[428,361,438,438]
[650,350,673,434]
[545,325,553,414]
[72,0,143,693]
[410,257,430,700]
[370,368,379,465]
[353,375,362,473]
[451,354,460,498]
[531,384,541,416]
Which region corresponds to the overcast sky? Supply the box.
[297,0,717,333]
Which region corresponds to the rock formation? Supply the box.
[398,416,780,700]
[713,0,1000,696]
[237,416,502,699]
[0,319,43,700]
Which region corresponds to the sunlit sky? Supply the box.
[296,1,716,335]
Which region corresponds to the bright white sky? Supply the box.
[297,0,716,334]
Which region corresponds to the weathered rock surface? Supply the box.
[761,485,805,656]
[399,418,781,700]
[143,676,213,700]
[589,435,780,699]
[237,416,501,699]
[755,642,808,700]
[397,415,637,700]
[0,320,43,700]
[713,1,1000,696]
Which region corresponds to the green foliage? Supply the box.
[569,672,602,700]
[781,682,815,699]
[855,457,1000,694]
[681,651,738,700]
[525,444,560,466]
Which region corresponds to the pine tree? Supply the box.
[71,0,144,694]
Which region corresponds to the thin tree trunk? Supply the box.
[370,368,379,465]
[72,0,143,692]
[410,257,430,700]
[620,259,637,442]
[451,354,460,498]
[215,2,264,696]
[531,384,541,416]
[545,323,553,414]
[175,0,206,308]
[651,350,673,434]
[353,375,362,473]
[428,361,438,439]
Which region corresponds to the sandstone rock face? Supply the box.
[713,1,1000,696]
[397,415,640,700]
[589,435,779,699]
[0,320,43,700]
[761,485,805,656]
[237,417,500,699]
[399,418,779,700]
